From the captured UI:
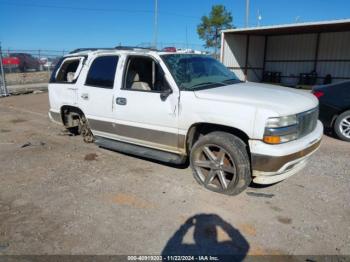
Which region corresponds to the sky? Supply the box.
[0,0,349,52]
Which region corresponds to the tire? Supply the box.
[67,126,81,136]
[190,131,251,195]
[334,110,350,142]
[65,112,94,143]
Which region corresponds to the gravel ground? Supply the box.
[0,93,349,257]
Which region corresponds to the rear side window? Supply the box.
[50,57,84,84]
[49,58,64,83]
[85,56,119,89]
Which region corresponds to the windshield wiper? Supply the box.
[190,82,226,89]
[222,78,240,83]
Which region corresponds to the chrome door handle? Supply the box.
[81,93,89,100]
[116,97,127,105]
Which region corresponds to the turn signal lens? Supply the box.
[263,136,281,144]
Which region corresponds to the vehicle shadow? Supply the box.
[161,214,249,261]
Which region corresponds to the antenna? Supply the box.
[185,25,189,50]
[257,9,262,27]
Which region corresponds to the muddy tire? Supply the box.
[334,110,350,142]
[67,126,81,136]
[190,131,251,195]
[65,112,94,143]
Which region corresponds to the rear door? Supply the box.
[48,56,85,111]
[78,54,120,128]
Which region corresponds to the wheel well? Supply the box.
[331,108,350,127]
[60,106,85,128]
[186,123,250,155]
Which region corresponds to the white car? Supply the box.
[48,47,323,195]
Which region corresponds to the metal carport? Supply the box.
[220,19,350,87]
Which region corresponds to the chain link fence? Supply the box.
[0,48,67,95]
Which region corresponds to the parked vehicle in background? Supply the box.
[48,47,322,196]
[313,81,350,142]
[40,57,57,70]
[2,56,20,72]
[2,53,40,72]
[162,47,177,52]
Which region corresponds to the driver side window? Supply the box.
[123,56,170,92]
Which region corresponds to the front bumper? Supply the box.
[249,121,323,184]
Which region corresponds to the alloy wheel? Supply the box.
[193,144,237,193]
[339,116,350,139]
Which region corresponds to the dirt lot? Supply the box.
[0,93,349,257]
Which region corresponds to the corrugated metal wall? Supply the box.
[247,35,265,82]
[222,34,247,80]
[222,30,350,85]
[317,31,350,83]
[222,34,265,81]
[265,33,317,85]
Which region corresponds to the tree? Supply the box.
[197,5,233,56]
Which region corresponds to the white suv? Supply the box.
[48,47,323,195]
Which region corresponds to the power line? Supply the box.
[0,0,199,19]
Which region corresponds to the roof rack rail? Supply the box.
[69,48,114,54]
[69,46,158,54]
[114,45,158,51]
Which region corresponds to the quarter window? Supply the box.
[55,58,82,83]
[86,56,119,89]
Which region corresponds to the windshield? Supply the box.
[161,54,240,90]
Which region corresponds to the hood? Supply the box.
[194,82,318,116]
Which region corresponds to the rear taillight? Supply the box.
[313,91,324,99]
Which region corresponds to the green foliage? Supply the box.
[197,5,233,52]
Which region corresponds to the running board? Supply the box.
[95,136,186,165]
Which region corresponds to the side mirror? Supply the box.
[160,88,173,101]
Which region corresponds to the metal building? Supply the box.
[220,19,350,87]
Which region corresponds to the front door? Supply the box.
[113,55,181,153]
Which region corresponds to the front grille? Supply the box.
[297,107,319,138]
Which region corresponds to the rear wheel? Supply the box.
[80,116,94,143]
[190,132,251,195]
[334,110,350,142]
[64,111,94,143]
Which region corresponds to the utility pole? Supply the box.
[0,42,9,97]
[153,0,158,49]
[245,0,250,28]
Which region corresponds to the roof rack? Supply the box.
[69,48,114,54]
[69,46,158,54]
[114,45,158,51]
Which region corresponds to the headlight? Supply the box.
[264,115,298,144]
[265,115,297,128]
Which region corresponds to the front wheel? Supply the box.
[334,110,350,142]
[190,132,251,195]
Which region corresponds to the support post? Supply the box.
[0,42,9,96]
[313,33,321,72]
[262,35,268,81]
[244,35,250,81]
